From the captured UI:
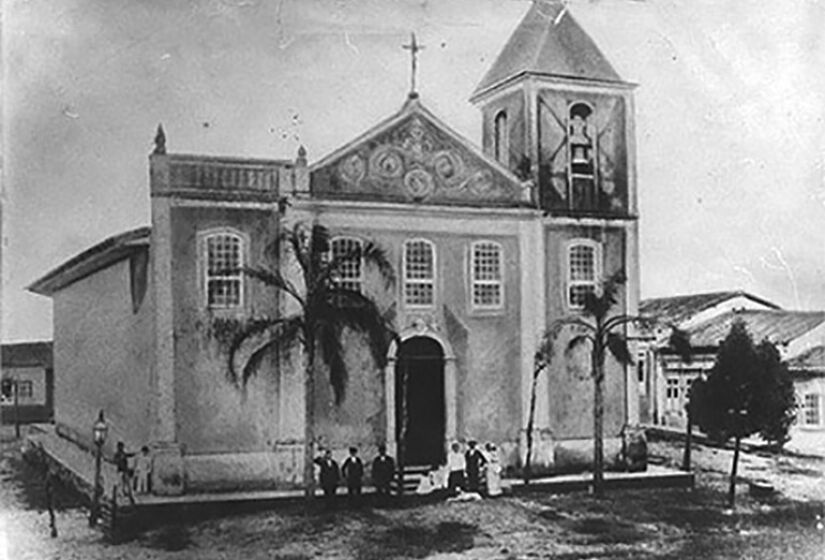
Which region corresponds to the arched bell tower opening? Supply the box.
[395,336,446,466]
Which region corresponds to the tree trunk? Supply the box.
[303,347,316,501]
[727,434,741,508]
[523,366,542,486]
[592,344,605,497]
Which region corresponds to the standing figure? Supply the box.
[134,446,153,495]
[342,447,364,502]
[446,442,466,496]
[113,441,136,505]
[371,444,395,498]
[465,440,487,493]
[484,442,503,497]
[313,448,340,506]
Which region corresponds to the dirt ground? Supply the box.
[1,436,823,560]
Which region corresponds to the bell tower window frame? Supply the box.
[494,110,509,165]
[567,101,598,211]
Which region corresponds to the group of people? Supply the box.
[313,444,396,505]
[440,440,502,498]
[314,439,504,505]
[112,441,154,505]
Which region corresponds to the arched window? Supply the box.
[567,239,600,310]
[203,231,244,308]
[403,239,435,307]
[471,241,504,309]
[494,111,508,164]
[330,236,363,293]
[568,101,597,210]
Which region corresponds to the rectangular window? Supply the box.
[568,242,598,309]
[17,380,33,399]
[206,233,243,308]
[471,242,503,309]
[802,393,821,426]
[665,378,680,411]
[404,240,435,307]
[331,237,363,293]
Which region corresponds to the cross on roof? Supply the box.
[402,32,425,98]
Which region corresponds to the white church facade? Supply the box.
[30,2,644,494]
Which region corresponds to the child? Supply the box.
[133,446,153,495]
[342,446,364,501]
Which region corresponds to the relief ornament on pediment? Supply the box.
[335,117,501,202]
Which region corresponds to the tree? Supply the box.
[689,319,796,508]
[226,222,397,499]
[528,270,691,493]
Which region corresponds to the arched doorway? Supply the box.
[395,336,446,467]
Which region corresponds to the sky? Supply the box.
[3,0,825,342]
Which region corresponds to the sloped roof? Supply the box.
[2,341,53,368]
[640,291,780,326]
[786,346,825,374]
[473,0,625,99]
[687,310,825,349]
[28,227,151,297]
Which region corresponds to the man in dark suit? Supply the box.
[313,448,340,506]
[371,444,395,499]
[342,446,364,505]
[465,440,487,493]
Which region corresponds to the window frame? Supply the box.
[330,236,364,293]
[200,228,247,311]
[494,110,509,165]
[565,239,601,311]
[17,380,34,399]
[402,238,436,309]
[801,393,822,426]
[470,240,504,311]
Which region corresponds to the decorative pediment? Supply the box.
[311,100,526,207]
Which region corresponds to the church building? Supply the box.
[30,2,643,494]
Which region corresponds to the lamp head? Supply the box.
[92,410,108,445]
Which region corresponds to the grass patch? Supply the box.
[356,520,479,559]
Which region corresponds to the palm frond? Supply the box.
[279,223,310,278]
[567,334,592,352]
[313,288,397,369]
[668,327,693,363]
[316,319,347,405]
[606,332,633,365]
[583,269,626,319]
[228,315,304,387]
[362,240,396,287]
[243,266,305,308]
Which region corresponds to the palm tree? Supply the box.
[526,270,689,495]
[225,221,397,499]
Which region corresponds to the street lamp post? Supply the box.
[88,410,108,527]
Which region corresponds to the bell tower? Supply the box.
[471,0,637,218]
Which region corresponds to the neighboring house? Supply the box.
[640,291,825,455]
[785,347,825,455]
[1,341,54,425]
[28,3,644,494]
[636,291,779,424]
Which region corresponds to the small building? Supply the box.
[640,291,825,455]
[1,341,54,425]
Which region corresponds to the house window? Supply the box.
[802,393,821,426]
[205,232,244,308]
[330,237,363,293]
[17,380,33,399]
[471,241,503,309]
[567,240,600,309]
[494,111,508,164]
[568,101,597,211]
[665,378,680,412]
[404,239,435,307]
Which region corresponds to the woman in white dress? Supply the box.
[485,442,502,497]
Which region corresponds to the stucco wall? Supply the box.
[544,224,629,440]
[170,206,285,456]
[309,221,523,455]
[53,255,155,452]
